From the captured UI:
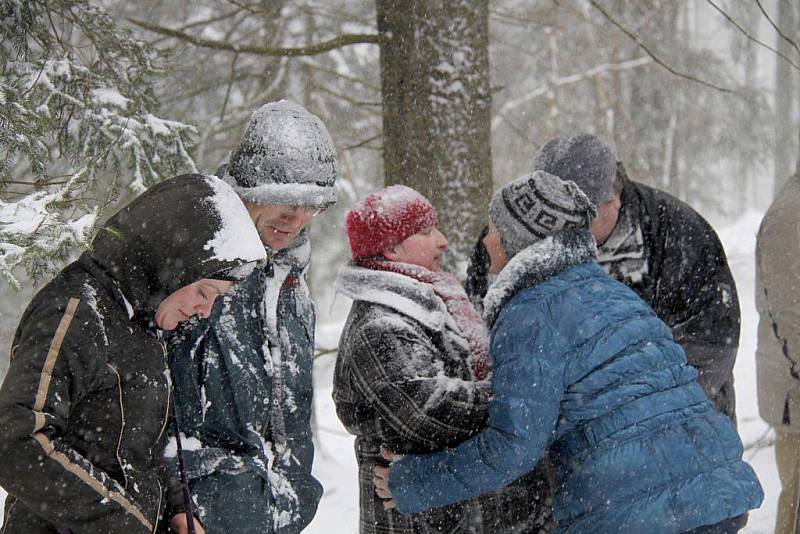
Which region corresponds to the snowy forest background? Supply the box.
[1,0,799,531]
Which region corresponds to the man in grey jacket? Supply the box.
[756,166,800,534]
[168,101,337,534]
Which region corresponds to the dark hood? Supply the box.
[85,174,266,317]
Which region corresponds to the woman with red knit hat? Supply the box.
[332,185,547,533]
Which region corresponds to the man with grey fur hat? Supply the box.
[168,100,337,533]
[468,133,740,422]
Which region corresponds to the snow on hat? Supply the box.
[531,133,617,206]
[490,170,596,258]
[346,185,438,260]
[224,100,338,207]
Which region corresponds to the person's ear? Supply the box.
[383,244,401,262]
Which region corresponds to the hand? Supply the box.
[380,448,398,463]
[374,448,399,510]
[373,465,396,509]
[170,513,205,534]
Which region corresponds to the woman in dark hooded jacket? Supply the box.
[0,175,265,533]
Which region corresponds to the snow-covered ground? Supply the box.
[0,210,782,532]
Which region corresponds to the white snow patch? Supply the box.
[163,433,203,458]
[90,88,130,108]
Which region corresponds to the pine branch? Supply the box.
[129,18,381,57]
[586,0,734,93]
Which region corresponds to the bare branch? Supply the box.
[492,56,653,130]
[342,133,383,151]
[586,0,734,93]
[313,84,382,110]
[705,0,800,71]
[129,18,381,57]
[753,0,800,58]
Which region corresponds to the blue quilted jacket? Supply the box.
[390,231,762,533]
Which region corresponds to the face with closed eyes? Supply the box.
[244,202,323,251]
[155,279,234,330]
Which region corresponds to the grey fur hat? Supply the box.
[224,100,338,207]
[531,133,617,206]
[489,170,596,258]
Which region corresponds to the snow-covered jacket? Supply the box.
[168,232,322,533]
[334,264,548,533]
[390,230,763,534]
[0,175,264,533]
[756,172,800,431]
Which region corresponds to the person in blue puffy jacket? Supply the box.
[375,170,763,533]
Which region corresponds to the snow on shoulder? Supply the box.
[203,176,265,263]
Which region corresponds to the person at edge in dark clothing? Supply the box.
[375,170,763,534]
[0,175,266,534]
[167,100,337,534]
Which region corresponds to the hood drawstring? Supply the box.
[160,340,197,534]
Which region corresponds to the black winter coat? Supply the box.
[0,175,262,533]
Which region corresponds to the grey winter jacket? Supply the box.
[333,264,550,534]
[756,172,800,431]
[168,233,322,533]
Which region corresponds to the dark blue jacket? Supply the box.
[168,235,321,533]
[391,231,762,533]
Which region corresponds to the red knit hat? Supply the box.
[346,185,438,260]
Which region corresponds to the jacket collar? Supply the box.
[336,262,450,332]
[483,229,596,326]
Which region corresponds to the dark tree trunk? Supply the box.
[376,0,493,272]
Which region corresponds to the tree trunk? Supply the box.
[774,0,796,195]
[376,0,493,273]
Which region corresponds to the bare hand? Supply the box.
[374,448,399,509]
[380,448,397,463]
[170,513,205,534]
[373,465,396,509]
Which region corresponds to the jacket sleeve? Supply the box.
[342,314,490,452]
[389,310,566,515]
[655,206,740,415]
[0,297,153,533]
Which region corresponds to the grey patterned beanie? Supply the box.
[531,134,617,206]
[490,170,596,258]
[224,100,338,207]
